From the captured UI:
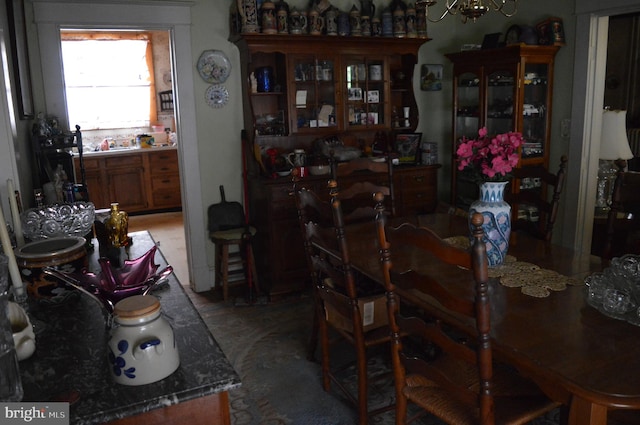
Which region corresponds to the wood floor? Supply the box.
[128,211,189,287]
[127,210,224,308]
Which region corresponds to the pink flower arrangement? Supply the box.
[456,127,524,183]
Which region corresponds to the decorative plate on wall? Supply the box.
[197,50,231,84]
[205,84,229,108]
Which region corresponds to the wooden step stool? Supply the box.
[210,227,258,302]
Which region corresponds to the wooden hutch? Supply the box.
[233,34,440,297]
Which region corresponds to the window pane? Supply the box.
[62,39,151,129]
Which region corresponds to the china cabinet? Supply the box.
[232,34,428,154]
[232,34,437,297]
[446,45,560,210]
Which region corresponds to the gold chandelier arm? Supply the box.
[419,0,517,23]
[424,0,460,23]
[489,0,518,17]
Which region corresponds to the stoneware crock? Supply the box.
[107,295,179,386]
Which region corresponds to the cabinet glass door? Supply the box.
[343,57,386,129]
[289,55,337,132]
[455,72,480,139]
[453,71,481,209]
[521,63,550,160]
[486,69,516,136]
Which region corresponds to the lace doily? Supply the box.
[444,236,583,297]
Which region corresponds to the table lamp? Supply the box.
[595,109,634,215]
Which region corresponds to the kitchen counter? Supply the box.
[19,231,240,425]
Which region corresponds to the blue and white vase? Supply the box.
[469,181,511,266]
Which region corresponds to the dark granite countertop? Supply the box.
[19,231,240,425]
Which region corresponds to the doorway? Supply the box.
[33,1,210,292]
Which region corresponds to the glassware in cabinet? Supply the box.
[288,55,337,132]
[343,57,386,129]
[249,52,288,136]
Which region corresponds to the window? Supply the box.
[61,32,157,130]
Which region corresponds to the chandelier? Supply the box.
[416,0,518,23]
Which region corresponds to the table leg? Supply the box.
[568,395,608,425]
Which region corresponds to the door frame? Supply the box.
[33,0,212,292]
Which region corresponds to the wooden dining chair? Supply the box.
[332,155,396,218]
[602,159,640,264]
[373,192,561,425]
[294,182,394,425]
[507,155,568,243]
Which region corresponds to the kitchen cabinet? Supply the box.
[446,45,560,210]
[147,150,182,209]
[74,148,181,213]
[251,165,440,298]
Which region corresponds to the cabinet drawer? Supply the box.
[151,175,180,191]
[149,151,179,174]
[105,155,142,168]
[152,190,182,208]
[397,170,436,189]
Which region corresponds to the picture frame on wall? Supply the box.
[420,64,443,91]
[6,0,34,119]
[394,132,422,164]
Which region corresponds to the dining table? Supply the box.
[345,212,640,425]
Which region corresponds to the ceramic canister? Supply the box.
[14,236,87,303]
[108,295,180,386]
[8,302,35,361]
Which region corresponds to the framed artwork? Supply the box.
[366,90,379,103]
[420,64,443,91]
[394,132,422,164]
[348,87,363,101]
[6,0,34,119]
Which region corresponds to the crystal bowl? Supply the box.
[21,202,95,241]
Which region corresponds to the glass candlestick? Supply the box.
[595,159,617,216]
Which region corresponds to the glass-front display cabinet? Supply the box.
[446,45,560,209]
[288,54,337,131]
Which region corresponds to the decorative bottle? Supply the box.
[106,203,129,248]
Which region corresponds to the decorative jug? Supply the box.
[260,0,277,34]
[392,1,407,37]
[108,295,180,386]
[309,8,325,35]
[289,7,308,34]
[276,0,289,33]
[405,3,417,38]
[338,12,350,36]
[237,0,260,33]
[349,5,362,36]
[286,149,306,168]
[360,0,376,19]
[381,8,393,37]
[325,7,338,35]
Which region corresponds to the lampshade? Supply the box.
[600,109,633,160]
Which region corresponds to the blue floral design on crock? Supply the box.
[108,340,136,379]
